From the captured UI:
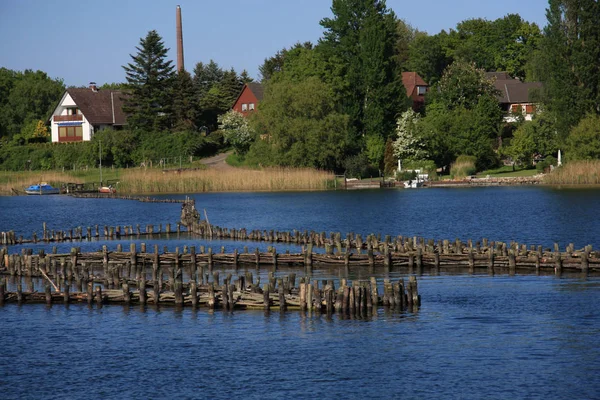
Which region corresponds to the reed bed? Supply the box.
[544,160,600,185]
[0,171,83,195]
[450,156,477,179]
[118,167,335,194]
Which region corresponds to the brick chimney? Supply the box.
[89,82,98,92]
[176,5,184,72]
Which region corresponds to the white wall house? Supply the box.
[49,83,127,143]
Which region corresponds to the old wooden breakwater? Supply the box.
[69,193,189,203]
[0,254,421,314]
[1,219,599,274]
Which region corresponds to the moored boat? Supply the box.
[98,185,116,194]
[25,183,60,195]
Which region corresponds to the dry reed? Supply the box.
[0,171,83,195]
[118,167,335,194]
[450,160,477,179]
[544,160,600,185]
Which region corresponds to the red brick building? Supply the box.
[402,72,429,111]
[232,82,264,117]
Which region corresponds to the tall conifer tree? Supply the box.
[123,30,175,131]
[172,70,197,131]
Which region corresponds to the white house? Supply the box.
[49,83,127,143]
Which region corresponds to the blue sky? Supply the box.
[0,0,550,87]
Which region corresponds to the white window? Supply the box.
[241,103,248,112]
[417,86,427,96]
[249,103,255,111]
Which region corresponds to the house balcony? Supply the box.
[54,115,83,122]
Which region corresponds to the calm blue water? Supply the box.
[2,186,600,250]
[1,187,600,399]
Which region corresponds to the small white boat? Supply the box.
[403,180,423,188]
[25,183,60,195]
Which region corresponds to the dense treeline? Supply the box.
[237,0,600,176]
[1,0,599,174]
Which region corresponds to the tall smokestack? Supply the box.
[176,5,184,72]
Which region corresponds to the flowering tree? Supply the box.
[218,110,254,154]
[392,110,428,169]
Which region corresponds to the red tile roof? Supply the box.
[402,72,428,96]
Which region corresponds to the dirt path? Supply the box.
[199,151,234,170]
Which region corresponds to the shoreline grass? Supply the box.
[544,160,600,185]
[118,167,335,194]
[0,167,335,195]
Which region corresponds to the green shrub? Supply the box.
[343,154,378,179]
[536,155,557,173]
[397,170,417,181]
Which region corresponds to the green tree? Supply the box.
[248,77,350,170]
[0,69,64,139]
[259,42,313,81]
[565,114,600,160]
[122,30,175,131]
[218,68,243,108]
[408,33,450,85]
[420,61,503,170]
[319,0,404,166]
[0,68,17,138]
[395,19,422,68]
[172,70,197,131]
[383,137,397,176]
[100,82,127,90]
[497,17,542,80]
[432,60,499,110]
[239,70,254,84]
[538,0,600,139]
[193,62,243,131]
[193,60,224,99]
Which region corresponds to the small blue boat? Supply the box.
[25,183,60,195]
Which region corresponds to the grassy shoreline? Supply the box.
[0,167,336,195]
[543,160,600,185]
[2,161,600,195]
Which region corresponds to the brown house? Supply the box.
[486,72,543,122]
[232,82,264,116]
[402,72,429,111]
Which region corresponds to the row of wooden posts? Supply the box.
[69,193,189,203]
[2,219,599,258]
[2,241,599,277]
[0,268,420,314]
[1,223,598,275]
[1,222,188,245]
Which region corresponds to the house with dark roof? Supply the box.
[486,72,543,123]
[49,83,127,143]
[402,72,429,111]
[232,82,264,117]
